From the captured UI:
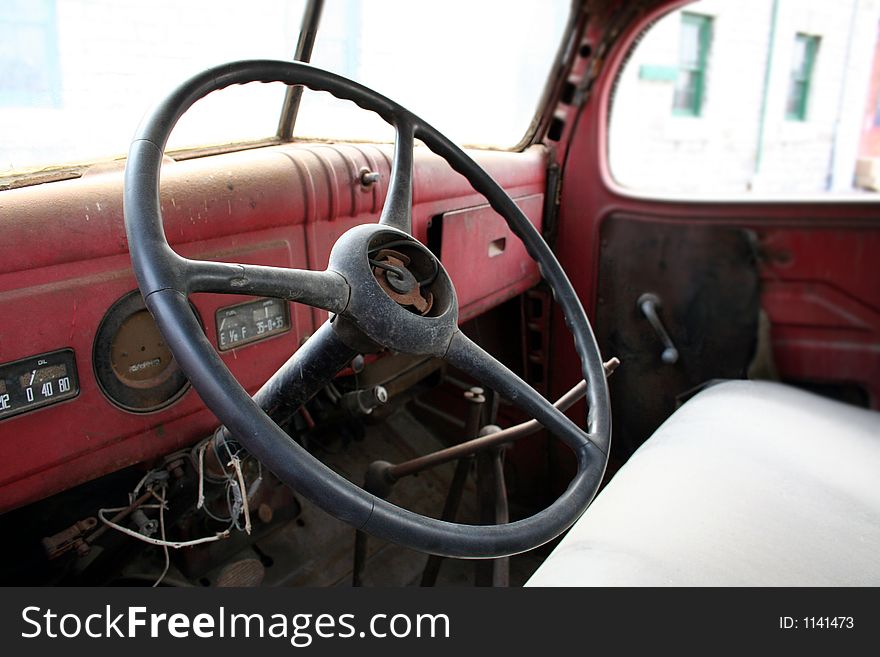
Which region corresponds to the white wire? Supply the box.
[228,455,252,535]
[98,502,230,548]
[97,433,260,584]
[130,470,154,503]
[197,440,208,509]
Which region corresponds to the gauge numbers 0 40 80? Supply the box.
[0,349,79,421]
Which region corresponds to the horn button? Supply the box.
[371,248,434,315]
[327,224,458,356]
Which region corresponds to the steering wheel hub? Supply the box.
[326,224,458,356]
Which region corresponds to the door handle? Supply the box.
[637,293,679,365]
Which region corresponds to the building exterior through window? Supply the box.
[785,33,819,121]
[673,13,712,116]
[610,0,880,195]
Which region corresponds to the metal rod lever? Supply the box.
[388,359,619,482]
[637,293,679,365]
[474,427,508,587]
[420,387,485,587]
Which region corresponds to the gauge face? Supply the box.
[93,291,193,413]
[110,310,176,389]
[215,298,291,351]
[0,349,79,421]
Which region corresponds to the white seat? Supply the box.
[527,380,880,586]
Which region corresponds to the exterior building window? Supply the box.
[673,13,712,116]
[786,34,819,121]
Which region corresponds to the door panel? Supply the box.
[756,228,880,405]
[595,216,760,455]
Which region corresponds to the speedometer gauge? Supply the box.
[93,291,194,413]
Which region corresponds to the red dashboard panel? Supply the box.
[0,143,547,511]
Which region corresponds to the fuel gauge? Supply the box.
[215,298,291,351]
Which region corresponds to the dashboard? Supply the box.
[0,142,548,513]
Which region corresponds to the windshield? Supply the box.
[295,0,570,147]
[0,0,570,177]
[0,0,307,175]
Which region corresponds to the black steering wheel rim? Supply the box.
[123,59,610,558]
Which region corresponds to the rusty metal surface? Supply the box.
[174,470,301,580]
[372,249,433,315]
[41,517,97,560]
[387,378,592,480]
[240,405,543,587]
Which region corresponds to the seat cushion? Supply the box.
[527,380,880,586]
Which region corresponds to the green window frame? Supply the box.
[786,33,819,121]
[673,13,712,117]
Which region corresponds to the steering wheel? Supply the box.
[123,60,610,558]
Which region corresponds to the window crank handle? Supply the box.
[637,293,679,365]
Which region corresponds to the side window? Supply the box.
[609,0,880,196]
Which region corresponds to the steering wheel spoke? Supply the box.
[444,330,600,454]
[215,320,357,440]
[377,116,415,234]
[184,259,350,314]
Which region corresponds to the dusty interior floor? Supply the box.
[187,404,548,587]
